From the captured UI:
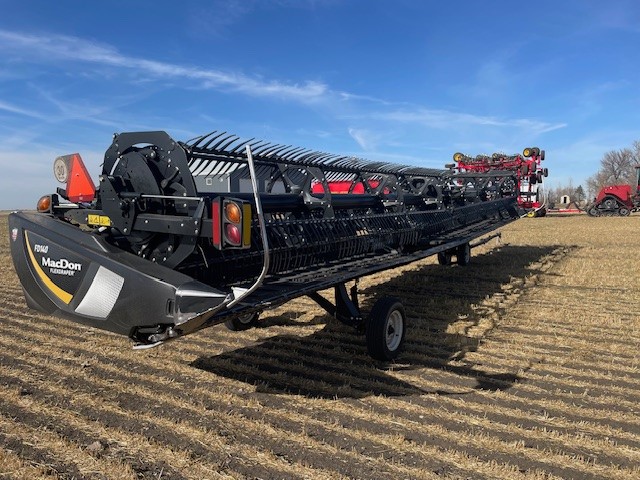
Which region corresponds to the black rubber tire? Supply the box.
[532,147,540,156]
[603,197,618,210]
[437,251,452,265]
[224,312,260,331]
[366,298,406,361]
[543,167,549,177]
[457,243,471,266]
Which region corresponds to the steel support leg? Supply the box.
[307,281,363,329]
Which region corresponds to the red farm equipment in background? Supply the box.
[449,147,548,217]
[311,148,548,218]
[586,166,640,216]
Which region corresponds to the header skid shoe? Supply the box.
[8,211,229,345]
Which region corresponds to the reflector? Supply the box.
[53,153,95,203]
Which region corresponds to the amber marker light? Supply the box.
[225,202,242,223]
[37,195,52,213]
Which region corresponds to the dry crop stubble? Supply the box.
[0,213,639,479]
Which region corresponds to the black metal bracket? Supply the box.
[307,281,363,330]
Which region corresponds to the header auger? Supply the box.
[9,130,522,361]
[451,147,548,217]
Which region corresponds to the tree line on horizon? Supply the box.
[546,141,640,206]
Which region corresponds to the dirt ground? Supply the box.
[0,213,639,479]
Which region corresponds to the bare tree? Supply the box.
[587,148,637,198]
[547,180,578,207]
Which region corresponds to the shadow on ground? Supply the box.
[192,245,562,399]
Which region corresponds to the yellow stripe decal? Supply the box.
[24,231,73,304]
[242,203,252,246]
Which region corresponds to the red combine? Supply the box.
[450,147,548,217]
[586,166,640,216]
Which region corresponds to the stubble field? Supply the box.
[0,213,639,480]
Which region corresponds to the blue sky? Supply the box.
[1,0,639,208]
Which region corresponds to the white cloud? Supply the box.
[0,29,329,102]
[348,128,378,151]
[0,28,567,138]
[0,100,47,120]
[375,108,567,136]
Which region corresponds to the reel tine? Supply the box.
[331,156,354,169]
[217,135,242,152]
[186,131,215,146]
[299,150,323,163]
[315,153,339,165]
[188,129,454,178]
[305,152,326,165]
[288,147,313,161]
[201,131,228,149]
[277,145,307,159]
[267,144,293,158]
[248,139,266,149]
[288,147,313,162]
[253,142,278,155]
[328,156,348,168]
[230,137,255,154]
[208,134,237,151]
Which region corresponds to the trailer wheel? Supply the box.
[366,298,406,361]
[437,251,452,265]
[457,243,471,266]
[224,312,260,331]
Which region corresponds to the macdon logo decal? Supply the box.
[41,257,83,276]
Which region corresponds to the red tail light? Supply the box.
[225,224,242,245]
[211,197,252,250]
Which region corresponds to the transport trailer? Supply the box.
[9,131,521,360]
